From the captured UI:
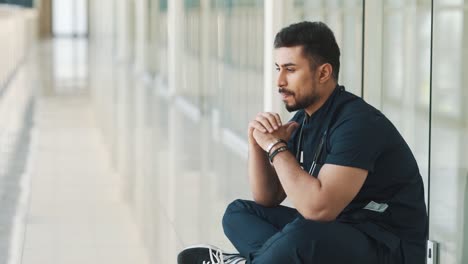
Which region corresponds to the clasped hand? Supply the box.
[248,112,299,151]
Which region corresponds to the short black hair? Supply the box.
[274,21,340,81]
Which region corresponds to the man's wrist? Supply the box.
[266,138,288,163]
[266,138,287,154]
[269,146,288,163]
[268,142,287,155]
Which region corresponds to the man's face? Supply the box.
[274,46,320,112]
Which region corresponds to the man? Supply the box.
[178,21,428,264]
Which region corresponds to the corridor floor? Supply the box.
[2,39,149,264]
[21,96,149,264]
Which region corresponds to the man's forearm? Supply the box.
[269,150,328,219]
[248,143,285,206]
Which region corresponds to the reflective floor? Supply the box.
[2,37,467,264]
[1,39,148,264]
[2,38,249,264]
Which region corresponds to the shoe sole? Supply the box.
[181,244,238,255]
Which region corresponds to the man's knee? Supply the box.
[224,199,257,217]
[222,199,256,234]
[223,199,250,223]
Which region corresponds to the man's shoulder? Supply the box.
[337,92,386,123]
[329,93,395,139]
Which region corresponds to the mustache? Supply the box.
[278,88,294,96]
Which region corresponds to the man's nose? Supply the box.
[276,70,287,87]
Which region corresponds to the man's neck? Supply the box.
[304,83,337,116]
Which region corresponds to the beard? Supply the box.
[280,88,320,112]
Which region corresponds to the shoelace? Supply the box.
[202,247,222,264]
[202,248,244,264]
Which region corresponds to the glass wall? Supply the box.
[157,0,168,84]
[430,1,468,263]
[146,0,158,76]
[128,0,136,64]
[89,0,468,262]
[382,0,432,201]
[215,0,264,137]
[181,0,202,107]
[52,0,87,37]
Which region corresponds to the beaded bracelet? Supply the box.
[269,146,288,163]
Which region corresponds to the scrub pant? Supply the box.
[222,199,398,264]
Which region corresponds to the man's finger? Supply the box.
[256,115,275,132]
[260,112,279,130]
[250,120,267,133]
[274,113,282,127]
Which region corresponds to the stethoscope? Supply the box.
[294,86,352,176]
[295,113,328,176]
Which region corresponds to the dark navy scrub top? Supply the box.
[287,85,428,263]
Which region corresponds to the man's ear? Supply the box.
[318,63,333,83]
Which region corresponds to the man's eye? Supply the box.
[275,68,280,71]
[286,68,295,72]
